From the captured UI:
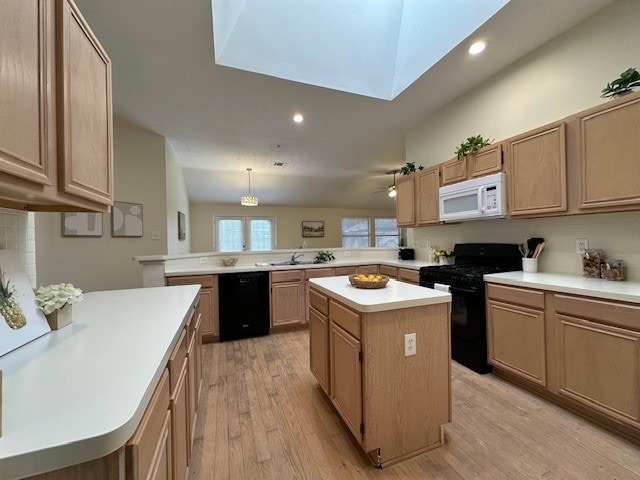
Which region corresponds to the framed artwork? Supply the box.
[61,213,103,237]
[112,201,143,237]
[0,250,51,357]
[302,220,324,238]
[178,211,186,240]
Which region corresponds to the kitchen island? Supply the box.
[0,285,200,480]
[308,276,451,467]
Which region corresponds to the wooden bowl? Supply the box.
[221,258,238,267]
[348,274,389,289]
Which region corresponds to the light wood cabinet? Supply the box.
[309,307,330,395]
[378,265,397,279]
[334,266,356,276]
[506,121,567,217]
[357,265,378,275]
[395,173,415,226]
[170,359,190,480]
[330,322,363,442]
[304,268,333,323]
[271,270,304,328]
[166,275,218,342]
[415,165,441,225]
[469,144,503,178]
[0,0,113,212]
[441,156,467,185]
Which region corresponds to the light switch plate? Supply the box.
[151,231,160,241]
[576,238,589,255]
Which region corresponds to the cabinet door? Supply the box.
[334,266,356,276]
[309,307,330,395]
[397,268,419,285]
[415,165,440,225]
[556,314,640,427]
[330,322,362,442]
[0,0,54,186]
[395,174,415,226]
[576,95,640,209]
[506,122,567,216]
[378,265,397,279]
[441,156,467,185]
[271,281,304,326]
[470,144,503,178]
[198,288,216,340]
[487,300,546,386]
[57,0,113,206]
[357,265,378,275]
[147,411,172,480]
[194,313,203,411]
[171,361,190,480]
[187,334,197,446]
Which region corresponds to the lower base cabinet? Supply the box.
[171,360,190,480]
[309,306,329,394]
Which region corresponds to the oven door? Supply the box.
[447,285,487,345]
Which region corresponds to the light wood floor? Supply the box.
[190,330,640,479]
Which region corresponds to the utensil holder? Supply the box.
[522,258,538,273]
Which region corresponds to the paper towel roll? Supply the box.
[433,283,451,293]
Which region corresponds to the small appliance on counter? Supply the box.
[398,248,415,260]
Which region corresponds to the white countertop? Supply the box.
[484,272,640,304]
[309,276,450,313]
[165,258,436,277]
[0,285,200,479]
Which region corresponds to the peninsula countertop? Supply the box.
[309,276,451,313]
[0,285,200,480]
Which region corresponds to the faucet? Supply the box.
[291,253,303,263]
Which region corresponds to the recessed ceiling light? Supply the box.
[293,113,304,123]
[468,41,486,55]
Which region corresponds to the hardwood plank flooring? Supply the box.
[190,330,640,480]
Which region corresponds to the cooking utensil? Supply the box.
[526,237,544,257]
[519,243,529,258]
[532,242,545,259]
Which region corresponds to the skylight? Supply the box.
[211,0,509,101]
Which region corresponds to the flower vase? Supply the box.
[46,304,73,330]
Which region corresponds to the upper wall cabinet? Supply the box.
[469,144,503,178]
[440,156,467,186]
[506,121,567,217]
[415,165,440,225]
[395,173,416,227]
[570,93,640,211]
[0,0,113,212]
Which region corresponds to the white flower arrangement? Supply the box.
[34,283,84,315]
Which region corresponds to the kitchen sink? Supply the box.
[269,260,317,266]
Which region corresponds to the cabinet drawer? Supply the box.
[330,300,360,339]
[334,266,357,276]
[168,329,188,393]
[486,283,545,310]
[126,369,170,480]
[357,265,379,274]
[554,294,640,331]
[185,307,196,345]
[166,275,214,288]
[397,268,419,284]
[379,265,397,278]
[271,270,303,283]
[309,288,328,315]
[305,267,334,279]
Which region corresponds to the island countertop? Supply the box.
[309,276,450,313]
[0,285,200,480]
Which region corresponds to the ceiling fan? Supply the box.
[372,169,400,198]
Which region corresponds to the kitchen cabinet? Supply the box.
[506,121,567,217]
[569,92,640,211]
[309,289,330,395]
[487,284,547,386]
[271,270,305,328]
[0,0,113,212]
[304,267,333,323]
[469,144,503,178]
[170,357,190,480]
[357,265,379,275]
[395,173,415,226]
[441,156,467,185]
[334,266,357,276]
[415,165,441,225]
[379,265,397,279]
[166,275,218,342]
[397,268,419,285]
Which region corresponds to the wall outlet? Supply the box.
[198,257,208,264]
[412,241,420,248]
[151,231,160,241]
[344,251,351,257]
[576,238,589,255]
[422,239,432,250]
[404,333,416,357]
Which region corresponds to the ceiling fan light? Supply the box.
[388,186,397,198]
[240,168,259,206]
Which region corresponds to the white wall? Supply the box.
[35,117,169,292]
[165,142,191,254]
[406,0,640,281]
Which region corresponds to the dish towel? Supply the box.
[433,283,451,293]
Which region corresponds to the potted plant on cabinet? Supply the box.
[454,135,493,158]
[399,162,424,175]
[601,67,640,98]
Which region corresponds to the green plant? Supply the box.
[399,162,424,176]
[454,135,493,158]
[314,250,335,263]
[601,67,640,98]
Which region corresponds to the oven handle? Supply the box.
[449,285,479,295]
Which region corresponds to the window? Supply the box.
[341,217,399,247]
[215,216,275,252]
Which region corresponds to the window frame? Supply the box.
[214,215,277,252]
[341,216,399,248]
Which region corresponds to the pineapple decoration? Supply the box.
[0,268,26,329]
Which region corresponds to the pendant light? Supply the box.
[240,168,259,206]
[388,171,397,198]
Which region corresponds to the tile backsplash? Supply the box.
[0,208,36,287]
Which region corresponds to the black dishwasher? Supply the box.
[218,272,270,342]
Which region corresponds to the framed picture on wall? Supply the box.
[178,211,186,240]
[61,213,103,237]
[112,201,143,237]
[302,221,324,238]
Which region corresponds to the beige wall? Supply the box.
[165,142,191,254]
[406,0,640,281]
[190,203,396,252]
[35,117,168,291]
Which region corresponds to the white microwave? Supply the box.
[439,172,507,222]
